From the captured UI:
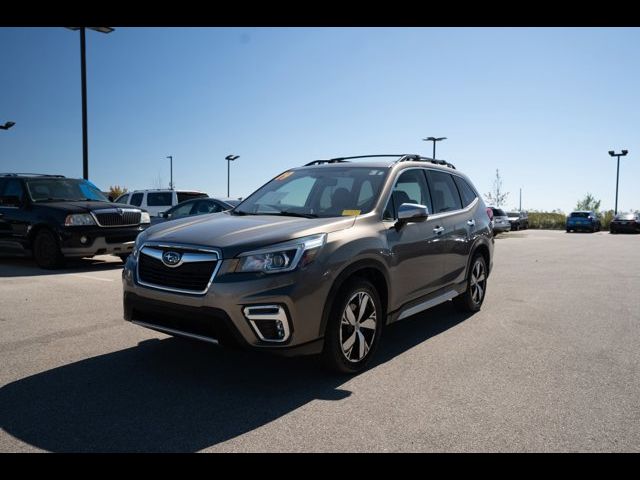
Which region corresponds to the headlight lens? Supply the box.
[140,212,151,224]
[235,233,327,274]
[132,232,148,260]
[64,213,96,226]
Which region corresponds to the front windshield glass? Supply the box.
[25,178,108,202]
[235,167,389,218]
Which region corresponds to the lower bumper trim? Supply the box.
[131,320,220,345]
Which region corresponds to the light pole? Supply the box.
[608,149,628,215]
[225,155,239,197]
[422,136,447,160]
[66,27,114,180]
[166,156,174,189]
[0,121,16,131]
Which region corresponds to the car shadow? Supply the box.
[0,256,123,277]
[0,302,472,452]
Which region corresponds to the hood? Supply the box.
[140,211,356,258]
[34,200,135,214]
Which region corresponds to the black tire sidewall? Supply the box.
[34,229,64,269]
[323,278,383,374]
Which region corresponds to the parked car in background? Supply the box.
[507,211,528,230]
[0,174,150,268]
[490,207,511,233]
[151,197,237,225]
[123,154,494,373]
[609,212,640,234]
[566,211,601,233]
[116,189,208,217]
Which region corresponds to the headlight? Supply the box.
[132,231,148,260]
[140,212,151,224]
[235,233,327,274]
[64,213,96,226]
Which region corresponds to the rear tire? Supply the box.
[453,254,488,313]
[33,229,65,269]
[322,278,383,374]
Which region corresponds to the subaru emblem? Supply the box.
[162,251,182,267]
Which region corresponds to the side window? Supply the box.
[425,170,463,213]
[383,169,431,220]
[452,175,478,208]
[147,192,173,207]
[2,179,25,200]
[115,193,129,204]
[170,202,196,219]
[130,193,144,207]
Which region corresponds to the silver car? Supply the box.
[490,207,511,233]
[123,154,494,373]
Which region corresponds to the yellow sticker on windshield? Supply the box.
[275,171,294,181]
[342,210,361,216]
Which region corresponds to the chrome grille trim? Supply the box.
[91,208,142,227]
[136,242,222,295]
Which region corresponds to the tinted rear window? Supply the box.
[452,176,478,208]
[492,208,506,216]
[130,193,144,206]
[570,212,590,218]
[177,192,208,203]
[147,192,173,206]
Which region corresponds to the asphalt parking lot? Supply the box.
[0,229,638,452]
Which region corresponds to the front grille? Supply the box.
[125,293,243,347]
[94,209,141,227]
[138,249,218,293]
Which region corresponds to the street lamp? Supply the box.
[608,149,629,215]
[66,27,114,180]
[0,121,16,130]
[422,136,447,160]
[167,155,174,189]
[225,155,239,197]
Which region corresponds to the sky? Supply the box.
[1,27,639,213]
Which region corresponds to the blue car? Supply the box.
[566,211,601,233]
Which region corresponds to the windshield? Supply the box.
[25,178,108,203]
[235,167,389,218]
[615,213,635,220]
[507,212,520,217]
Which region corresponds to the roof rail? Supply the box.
[305,154,414,166]
[304,154,456,169]
[394,155,456,170]
[0,173,66,178]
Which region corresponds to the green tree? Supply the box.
[575,193,601,213]
[109,185,128,200]
[484,169,509,207]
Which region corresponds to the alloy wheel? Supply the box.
[339,291,377,363]
[470,260,487,305]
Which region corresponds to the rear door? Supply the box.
[425,169,468,287]
[0,178,30,252]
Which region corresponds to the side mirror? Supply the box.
[108,195,114,202]
[396,203,429,229]
[159,211,167,218]
[0,195,22,207]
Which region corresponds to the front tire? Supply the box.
[33,229,65,269]
[322,278,383,374]
[453,254,488,313]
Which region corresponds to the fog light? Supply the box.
[243,305,291,343]
[80,235,88,244]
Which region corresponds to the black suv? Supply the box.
[0,174,151,268]
[123,154,494,373]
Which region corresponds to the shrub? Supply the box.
[527,212,566,230]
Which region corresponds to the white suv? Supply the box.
[115,189,208,217]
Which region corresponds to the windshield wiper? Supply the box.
[262,211,319,219]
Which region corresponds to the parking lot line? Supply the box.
[68,274,115,282]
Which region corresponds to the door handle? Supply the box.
[433,226,445,235]
[467,219,475,226]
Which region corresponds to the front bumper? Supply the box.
[122,252,331,355]
[59,225,148,257]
